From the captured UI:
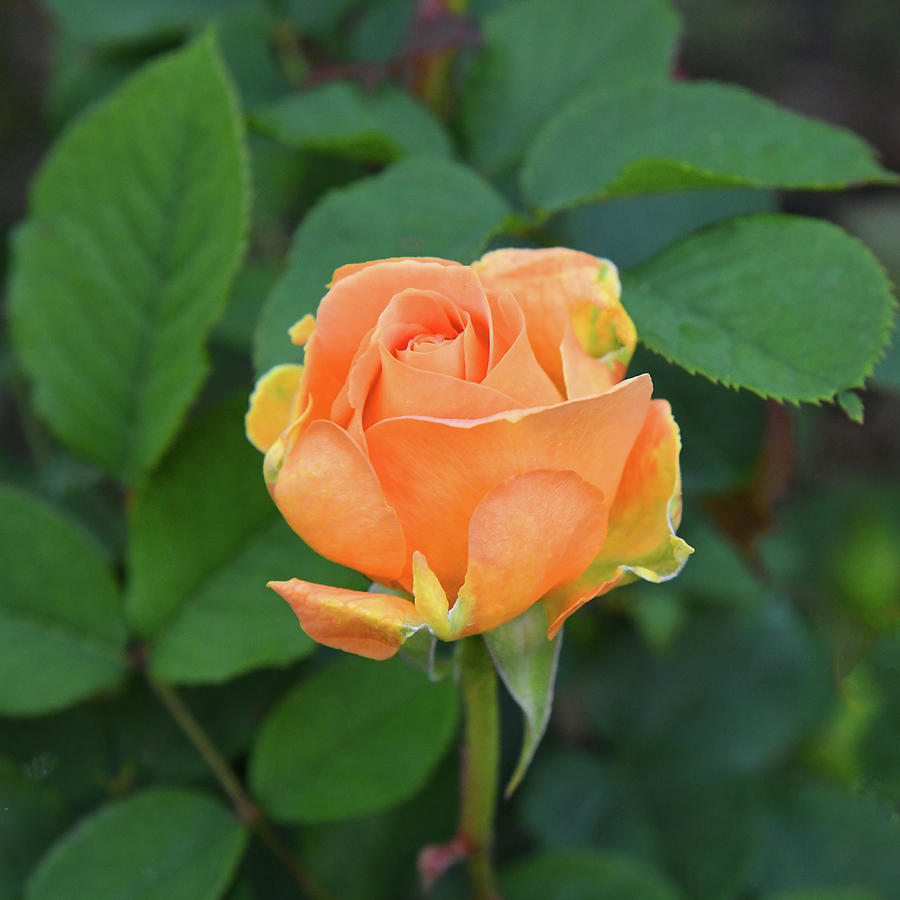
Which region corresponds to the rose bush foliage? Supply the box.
[246,248,692,659]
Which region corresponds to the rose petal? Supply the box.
[270,419,407,583]
[542,399,693,636]
[288,314,316,346]
[481,310,563,406]
[331,256,460,285]
[560,324,617,399]
[269,579,424,660]
[304,260,490,421]
[366,374,652,594]
[475,247,601,281]
[475,248,633,394]
[456,470,609,636]
[245,364,304,452]
[365,345,521,426]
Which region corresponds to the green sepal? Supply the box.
[483,605,563,796]
[398,629,454,682]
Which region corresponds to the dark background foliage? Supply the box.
[1,1,898,898]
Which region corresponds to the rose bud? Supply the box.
[246,249,691,660]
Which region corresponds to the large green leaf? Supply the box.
[253,157,510,373]
[250,656,459,822]
[9,35,248,484]
[501,850,682,900]
[0,485,127,716]
[621,215,896,403]
[460,0,680,175]
[26,788,248,900]
[522,81,896,213]
[252,81,453,162]
[127,396,365,683]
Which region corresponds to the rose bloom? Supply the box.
[246,248,691,660]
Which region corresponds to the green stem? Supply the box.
[457,637,502,900]
[147,675,333,900]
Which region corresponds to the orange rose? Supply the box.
[246,248,691,660]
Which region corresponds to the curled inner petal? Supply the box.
[474,247,635,395]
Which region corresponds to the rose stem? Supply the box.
[146,674,333,900]
[457,636,503,900]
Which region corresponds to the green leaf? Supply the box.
[252,81,453,162]
[253,157,510,373]
[837,390,865,424]
[484,605,562,796]
[26,788,248,900]
[41,0,248,45]
[9,35,248,484]
[0,485,127,716]
[250,655,459,822]
[127,396,365,683]
[501,850,682,900]
[0,758,67,900]
[621,215,896,403]
[460,0,680,175]
[522,81,897,213]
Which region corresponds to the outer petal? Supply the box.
[456,470,609,636]
[245,364,304,452]
[270,419,407,583]
[269,579,424,660]
[366,374,652,595]
[542,399,693,637]
[331,256,459,284]
[475,247,634,395]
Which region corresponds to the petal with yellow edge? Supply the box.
[458,469,609,636]
[269,579,425,660]
[245,364,304,453]
[542,399,692,637]
[474,248,633,394]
